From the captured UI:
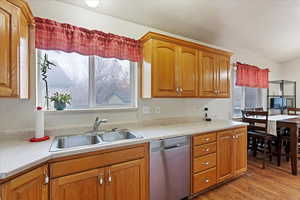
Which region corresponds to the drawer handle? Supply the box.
[203,148,210,152]
[204,178,210,183]
[203,138,210,141]
[202,162,209,166]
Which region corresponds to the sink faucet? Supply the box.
[93,117,108,132]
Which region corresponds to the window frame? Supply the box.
[36,50,138,112]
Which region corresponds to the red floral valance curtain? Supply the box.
[236,62,269,88]
[34,17,142,62]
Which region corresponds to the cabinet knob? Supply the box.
[108,169,112,183]
[204,178,210,183]
[98,176,104,185]
[180,88,183,92]
[202,162,209,166]
[203,148,210,152]
[44,174,49,185]
[203,138,210,141]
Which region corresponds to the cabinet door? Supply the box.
[106,159,147,200]
[178,46,198,97]
[217,55,230,98]
[198,51,217,97]
[0,1,19,97]
[234,128,247,176]
[51,168,105,200]
[5,165,48,200]
[217,130,235,183]
[152,40,179,97]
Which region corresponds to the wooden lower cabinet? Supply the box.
[217,130,235,183]
[106,159,146,200]
[51,168,105,200]
[3,165,48,200]
[192,127,247,195]
[51,159,146,200]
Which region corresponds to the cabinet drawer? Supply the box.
[193,142,216,157]
[50,146,145,178]
[193,167,216,194]
[193,133,216,146]
[193,153,216,173]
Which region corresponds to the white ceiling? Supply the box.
[53,0,300,63]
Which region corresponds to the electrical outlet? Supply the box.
[143,106,151,114]
[154,107,161,114]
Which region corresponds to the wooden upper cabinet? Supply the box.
[4,165,48,200]
[105,159,147,200]
[198,51,217,97]
[140,32,232,98]
[217,55,230,98]
[178,46,198,97]
[51,168,105,200]
[0,0,33,98]
[152,40,179,97]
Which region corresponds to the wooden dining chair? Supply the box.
[242,110,274,168]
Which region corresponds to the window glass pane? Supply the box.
[94,57,133,106]
[232,70,243,117]
[38,50,89,109]
[245,87,262,109]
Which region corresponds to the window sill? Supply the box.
[44,107,138,113]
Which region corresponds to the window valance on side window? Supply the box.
[34,17,142,62]
[236,62,269,88]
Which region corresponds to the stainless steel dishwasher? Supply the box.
[150,136,190,200]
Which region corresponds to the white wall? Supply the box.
[278,58,300,106]
[0,0,281,132]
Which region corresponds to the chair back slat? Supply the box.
[241,110,268,134]
[287,108,300,115]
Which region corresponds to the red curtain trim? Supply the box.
[34,17,142,62]
[236,62,269,88]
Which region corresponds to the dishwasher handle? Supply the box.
[164,143,184,150]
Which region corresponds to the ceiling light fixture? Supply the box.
[85,0,100,8]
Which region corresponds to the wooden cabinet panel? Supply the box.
[152,40,178,97]
[193,153,216,173]
[193,142,216,157]
[0,0,33,98]
[192,167,216,194]
[106,159,147,200]
[217,55,230,98]
[5,165,48,200]
[51,168,105,200]
[0,1,18,97]
[217,130,235,183]
[234,127,247,176]
[179,47,198,97]
[193,132,216,146]
[198,51,217,97]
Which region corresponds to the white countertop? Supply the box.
[0,119,246,180]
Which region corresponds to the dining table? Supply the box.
[277,118,300,175]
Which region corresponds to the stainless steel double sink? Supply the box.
[50,130,142,152]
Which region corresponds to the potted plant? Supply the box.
[49,92,72,111]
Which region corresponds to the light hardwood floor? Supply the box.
[195,159,300,200]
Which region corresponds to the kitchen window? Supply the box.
[232,71,263,118]
[37,50,137,110]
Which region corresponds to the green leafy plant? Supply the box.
[49,92,72,105]
[40,54,56,110]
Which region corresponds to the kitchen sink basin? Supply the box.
[99,131,139,142]
[51,134,102,151]
[50,130,143,152]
